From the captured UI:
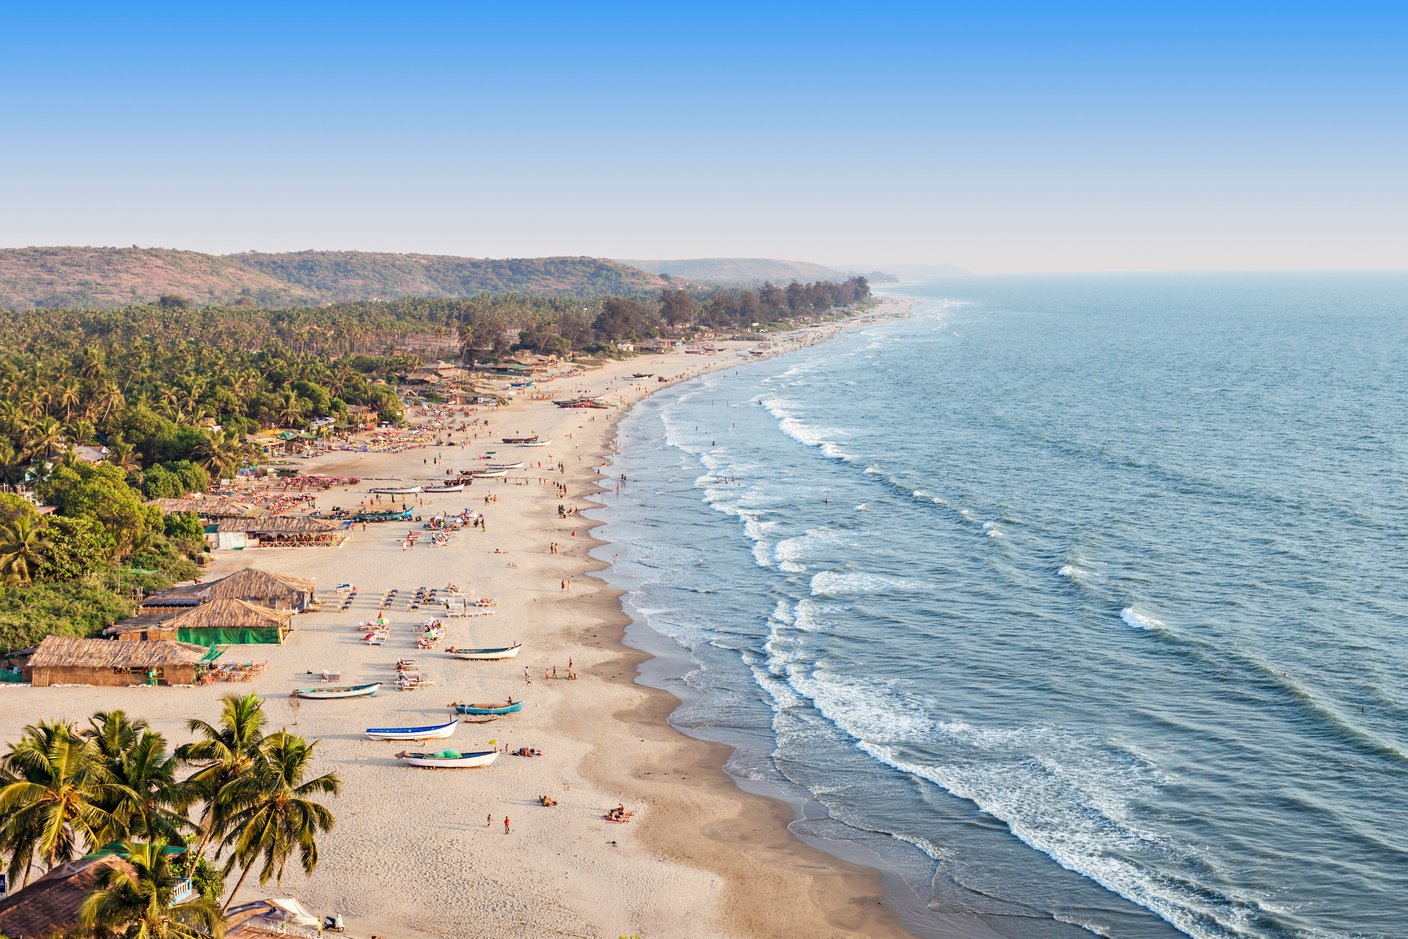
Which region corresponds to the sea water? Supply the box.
[592,273,1408,939]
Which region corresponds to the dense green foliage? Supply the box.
[0,697,338,937]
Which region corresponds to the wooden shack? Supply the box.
[144,568,318,612]
[26,636,212,687]
[213,516,346,548]
[109,598,295,645]
[0,855,133,938]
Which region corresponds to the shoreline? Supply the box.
[0,298,939,938]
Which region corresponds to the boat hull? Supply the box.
[446,644,521,660]
[370,486,422,494]
[397,749,498,769]
[453,700,524,715]
[365,719,459,740]
[423,484,464,493]
[294,683,381,699]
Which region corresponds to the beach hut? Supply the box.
[109,598,295,645]
[0,855,132,938]
[224,898,323,939]
[25,636,212,687]
[213,516,346,548]
[144,568,318,612]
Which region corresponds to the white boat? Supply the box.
[486,461,526,470]
[520,439,551,447]
[370,486,422,494]
[365,719,459,741]
[423,483,465,493]
[468,469,506,478]
[446,643,521,660]
[293,682,381,699]
[396,748,499,769]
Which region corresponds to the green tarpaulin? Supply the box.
[177,627,282,646]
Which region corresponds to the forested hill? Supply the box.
[621,257,843,284]
[231,251,668,302]
[0,247,670,309]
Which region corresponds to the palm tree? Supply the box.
[24,414,65,462]
[58,381,81,421]
[193,432,245,482]
[275,390,305,429]
[176,695,268,861]
[79,838,226,939]
[218,732,339,911]
[0,721,126,887]
[84,712,191,845]
[0,513,44,586]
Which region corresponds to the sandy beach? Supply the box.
[0,301,922,938]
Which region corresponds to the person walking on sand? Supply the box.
[504,817,511,834]
[487,814,492,827]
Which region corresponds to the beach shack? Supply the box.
[213,515,346,548]
[144,568,318,612]
[25,636,212,687]
[0,854,132,938]
[108,598,295,645]
[224,898,324,939]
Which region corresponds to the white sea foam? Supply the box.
[809,570,927,598]
[1120,606,1164,631]
[982,520,1004,539]
[761,396,853,461]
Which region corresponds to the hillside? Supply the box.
[0,247,321,309]
[0,247,670,310]
[620,257,843,284]
[232,251,669,301]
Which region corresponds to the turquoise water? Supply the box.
[595,274,1408,939]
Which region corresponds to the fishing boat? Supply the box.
[352,507,414,523]
[370,485,422,495]
[501,434,539,444]
[632,373,653,378]
[468,469,506,478]
[293,682,381,700]
[453,699,524,715]
[446,643,522,661]
[396,749,499,769]
[365,718,459,741]
[423,483,465,493]
[521,439,551,448]
[486,461,526,470]
[509,380,535,387]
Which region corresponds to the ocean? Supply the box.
[592,273,1408,939]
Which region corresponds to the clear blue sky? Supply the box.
[1,1,1404,272]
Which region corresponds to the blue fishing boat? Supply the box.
[365,718,459,741]
[453,699,524,715]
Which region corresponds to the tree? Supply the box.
[218,732,339,910]
[0,513,44,586]
[78,838,226,939]
[37,514,117,582]
[0,721,125,887]
[660,289,700,328]
[84,712,190,845]
[176,694,269,861]
[39,463,161,560]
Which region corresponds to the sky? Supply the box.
[1,1,1405,273]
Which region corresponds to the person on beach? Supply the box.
[504,817,510,834]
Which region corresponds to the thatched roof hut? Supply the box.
[110,598,295,645]
[27,636,212,687]
[213,516,346,547]
[143,568,317,612]
[148,496,266,520]
[0,854,132,938]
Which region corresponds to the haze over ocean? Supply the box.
[597,273,1408,939]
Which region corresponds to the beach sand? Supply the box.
[0,302,928,938]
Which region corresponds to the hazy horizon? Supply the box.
[2,2,1404,274]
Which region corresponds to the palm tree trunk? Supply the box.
[222,857,256,913]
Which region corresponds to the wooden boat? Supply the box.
[453,700,524,715]
[486,461,526,470]
[396,749,498,769]
[370,486,422,494]
[446,643,521,661]
[632,373,653,378]
[520,439,551,448]
[293,682,381,700]
[365,718,458,741]
[468,469,506,478]
[353,507,414,523]
[509,380,535,387]
[423,483,465,493]
[501,435,539,444]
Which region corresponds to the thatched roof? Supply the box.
[214,516,343,534]
[144,568,316,609]
[28,636,209,670]
[114,598,294,635]
[0,855,131,938]
[148,496,265,519]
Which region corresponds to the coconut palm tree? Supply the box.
[193,432,246,483]
[24,415,65,462]
[218,732,339,911]
[0,721,127,887]
[176,695,268,861]
[0,513,44,586]
[84,712,191,845]
[78,838,226,939]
